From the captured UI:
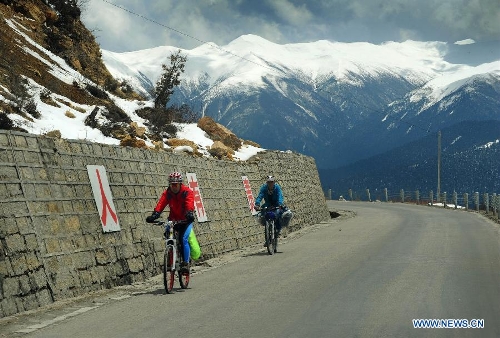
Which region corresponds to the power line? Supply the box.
[101,0,437,135]
[101,0,278,73]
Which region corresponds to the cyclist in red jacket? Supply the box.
[146,172,199,272]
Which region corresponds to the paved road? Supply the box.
[2,201,500,337]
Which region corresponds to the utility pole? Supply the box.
[437,130,441,203]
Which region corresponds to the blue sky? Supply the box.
[82,0,500,53]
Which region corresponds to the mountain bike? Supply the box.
[258,206,280,255]
[152,220,190,293]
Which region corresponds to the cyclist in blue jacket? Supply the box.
[254,175,293,234]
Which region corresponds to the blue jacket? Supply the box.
[255,183,284,208]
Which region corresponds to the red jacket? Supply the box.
[154,184,195,221]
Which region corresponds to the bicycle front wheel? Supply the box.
[178,244,190,289]
[273,227,279,253]
[163,246,175,294]
[265,220,275,255]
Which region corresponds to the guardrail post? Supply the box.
[400,189,404,203]
[474,192,479,211]
[443,192,447,208]
[453,191,457,209]
[327,189,332,200]
[348,189,353,201]
[492,193,497,217]
[366,189,371,202]
[496,195,500,220]
[430,190,433,206]
[384,188,388,202]
[415,190,420,204]
[464,193,468,210]
[484,193,489,214]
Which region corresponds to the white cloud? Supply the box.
[454,39,475,45]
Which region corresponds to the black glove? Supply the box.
[146,211,161,223]
[185,211,195,223]
[254,205,260,211]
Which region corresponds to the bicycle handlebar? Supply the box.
[255,206,281,212]
[152,219,189,226]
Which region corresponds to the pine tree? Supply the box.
[154,50,187,109]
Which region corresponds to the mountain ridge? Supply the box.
[101,34,500,169]
[1,2,498,194]
[319,120,500,199]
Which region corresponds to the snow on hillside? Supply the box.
[3,19,265,161]
[102,35,475,97]
[416,60,500,107]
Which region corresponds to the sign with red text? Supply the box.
[87,165,120,232]
[186,173,208,222]
[242,176,258,215]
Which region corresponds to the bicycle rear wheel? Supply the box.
[179,265,190,289]
[163,246,175,294]
[265,220,275,255]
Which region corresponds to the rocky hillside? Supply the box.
[0,0,142,134]
[0,0,257,158]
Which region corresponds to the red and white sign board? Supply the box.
[87,165,120,232]
[186,172,208,222]
[242,176,258,215]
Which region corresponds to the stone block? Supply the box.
[0,166,17,180]
[127,257,144,273]
[0,297,19,317]
[5,233,25,254]
[61,184,76,197]
[95,247,117,265]
[51,169,67,181]
[10,254,28,275]
[16,217,32,236]
[18,166,35,180]
[0,259,7,276]
[45,238,61,254]
[91,265,106,283]
[72,200,85,213]
[24,252,41,271]
[34,184,51,199]
[18,274,31,295]
[5,183,23,198]
[29,269,48,290]
[2,202,29,218]
[3,277,20,297]
[64,216,81,232]
[48,183,63,198]
[47,202,61,213]
[35,288,53,307]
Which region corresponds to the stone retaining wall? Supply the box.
[0,130,329,317]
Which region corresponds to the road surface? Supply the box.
[2,201,499,337]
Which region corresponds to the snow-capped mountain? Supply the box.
[102,35,500,169]
[3,1,497,195]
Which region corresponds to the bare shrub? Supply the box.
[0,112,14,130]
[24,99,40,119]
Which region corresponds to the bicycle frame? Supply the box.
[165,223,178,271]
[153,220,190,293]
[258,206,280,255]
